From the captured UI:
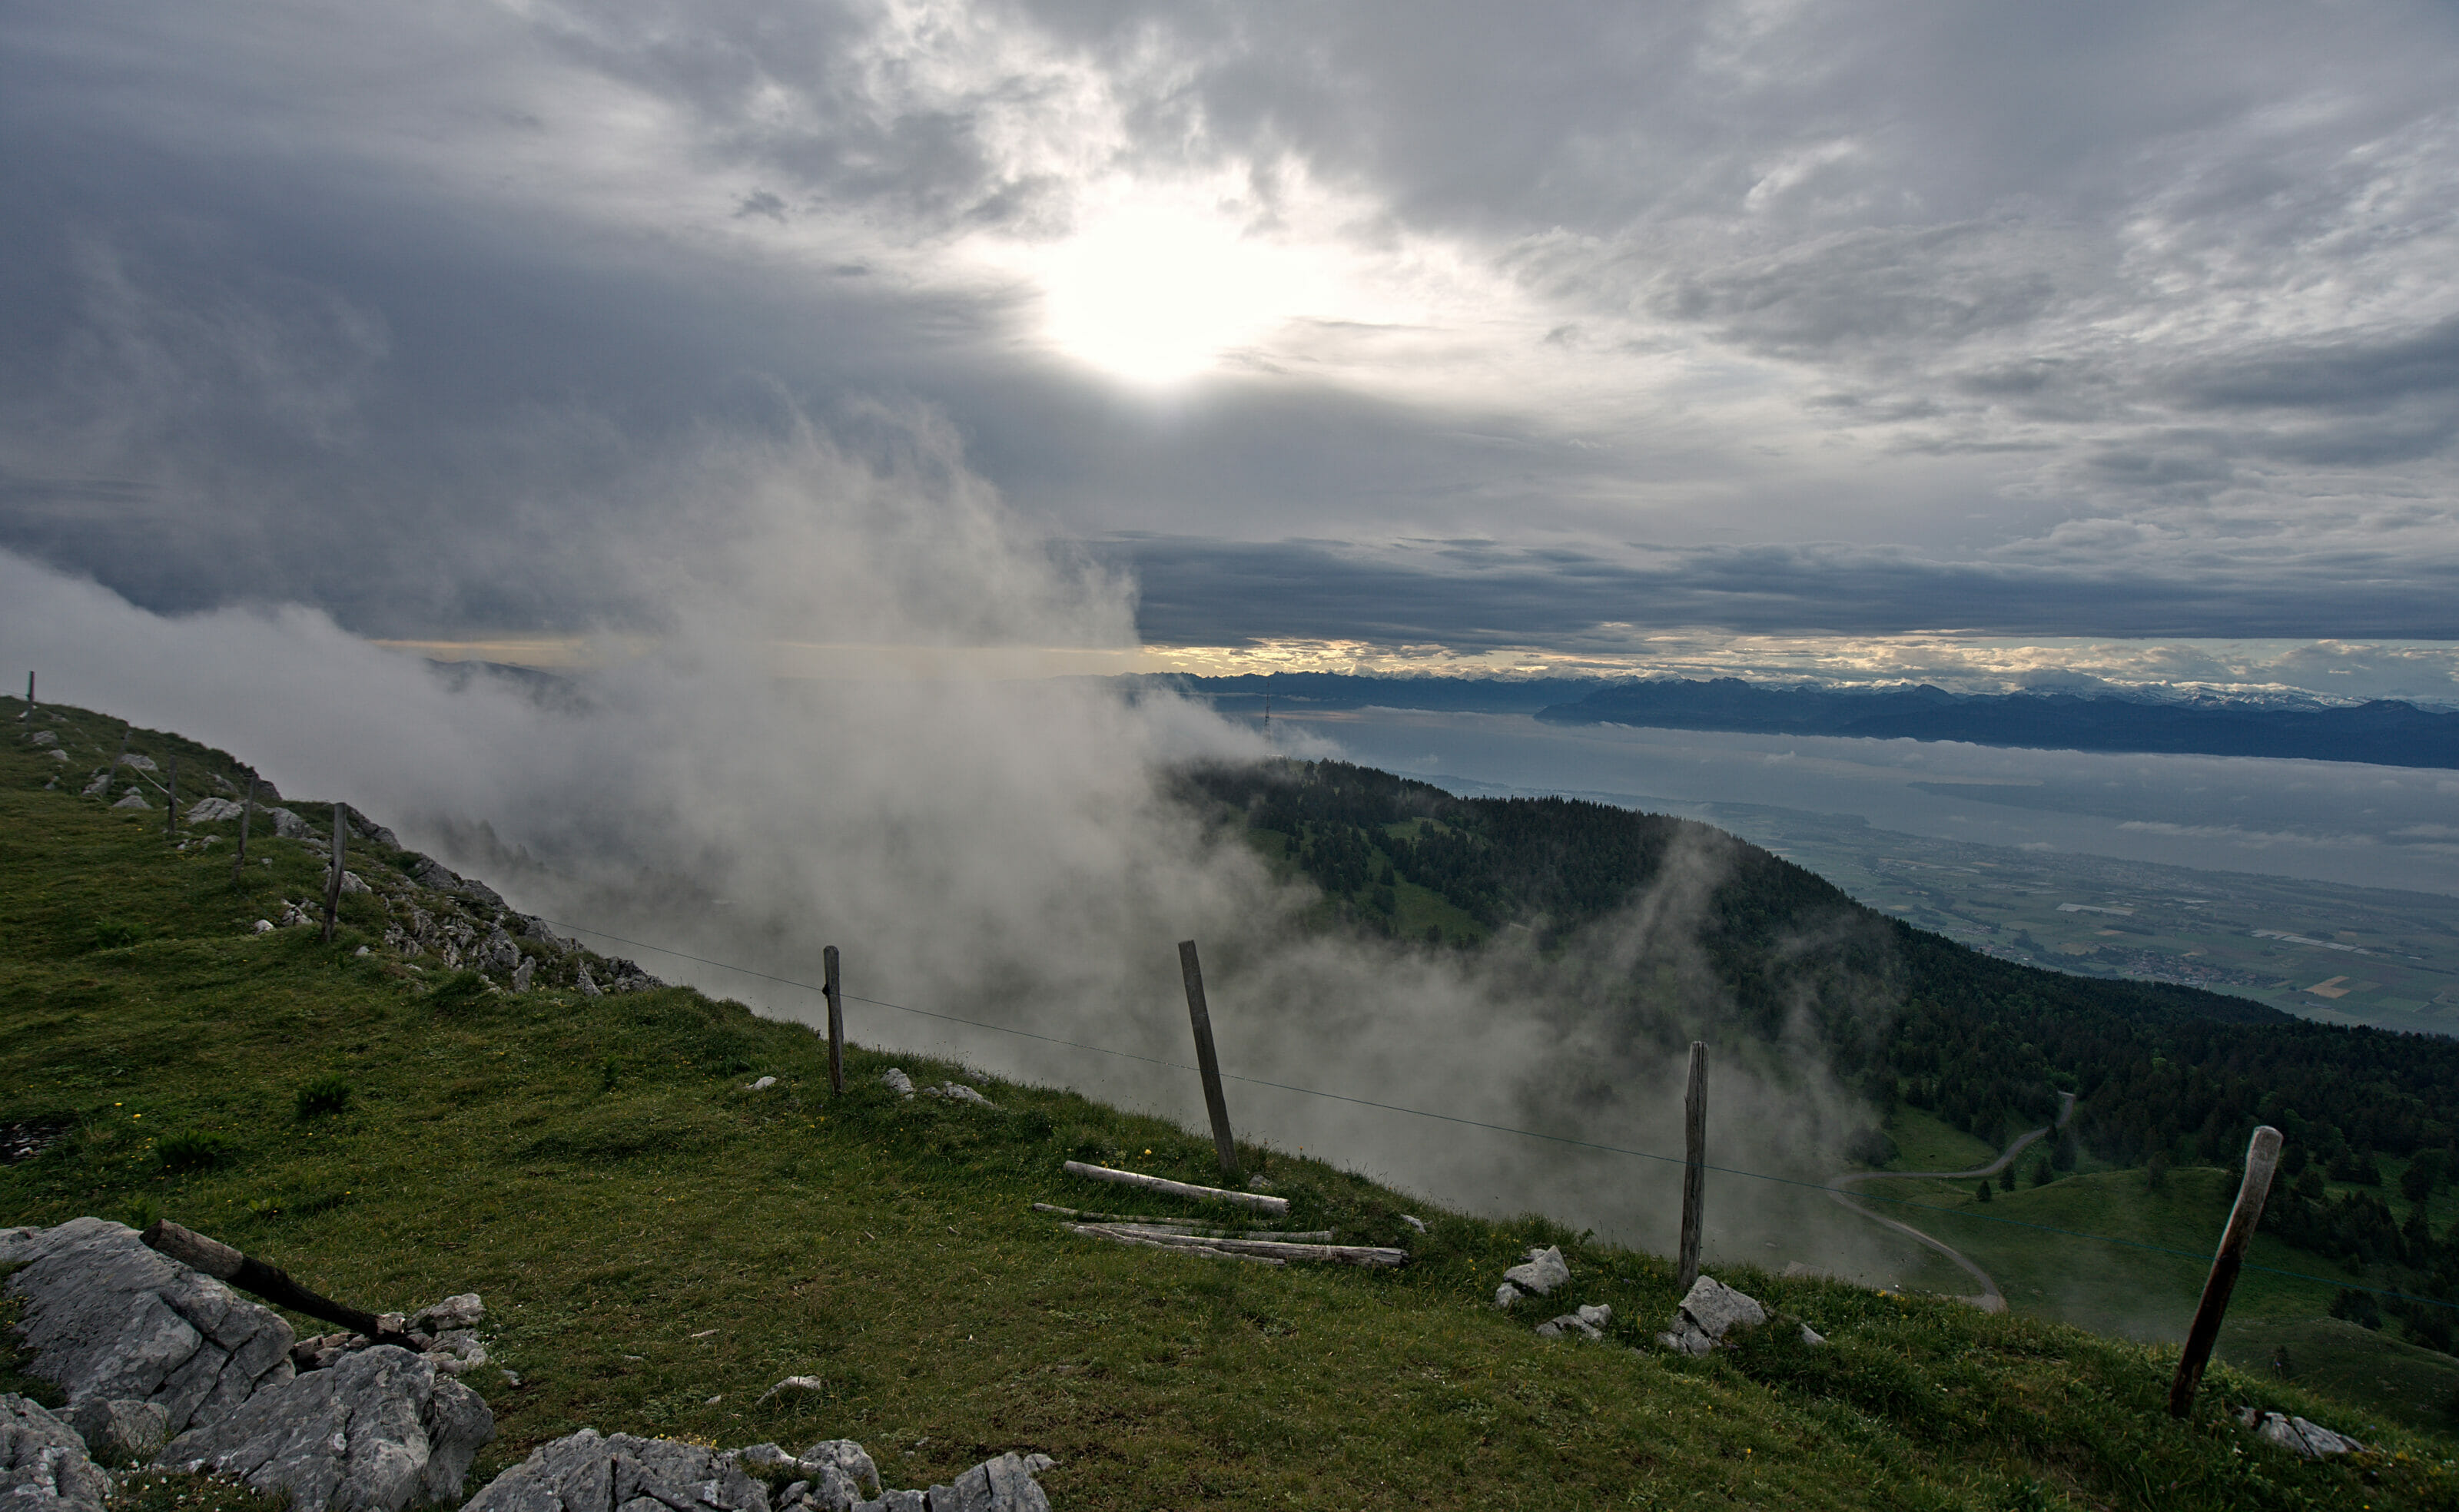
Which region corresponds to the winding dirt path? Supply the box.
[1826,1092,2075,1313]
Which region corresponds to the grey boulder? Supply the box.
[2239,1407,2364,1457]
[270,807,310,838]
[155,1345,493,1512]
[1535,1303,1613,1341]
[182,797,247,825]
[461,1429,770,1512]
[879,1069,915,1098]
[1,1395,111,1512]
[1500,1246,1568,1298]
[1657,1275,1768,1356]
[0,1218,294,1437]
[110,791,150,811]
[917,1454,1054,1512]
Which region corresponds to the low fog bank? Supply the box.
[0,440,1910,1277]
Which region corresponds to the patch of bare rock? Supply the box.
[0,1221,1058,1512]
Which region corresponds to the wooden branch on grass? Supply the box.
[1060,1160,1289,1216]
[1069,1223,1404,1268]
[142,1219,407,1341]
[1066,1225,1284,1266]
[1029,1205,1332,1239]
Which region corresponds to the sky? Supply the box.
[7,0,2459,682]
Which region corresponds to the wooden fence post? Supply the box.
[2168,1124,2284,1418]
[320,805,347,943]
[1678,1040,1708,1293]
[20,671,31,719]
[164,757,179,838]
[231,769,257,886]
[824,945,845,1096]
[1177,940,1239,1177]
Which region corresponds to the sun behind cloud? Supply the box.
[1027,199,1336,383]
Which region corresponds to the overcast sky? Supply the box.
[7,0,2459,672]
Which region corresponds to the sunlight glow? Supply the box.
[1033,203,1334,383]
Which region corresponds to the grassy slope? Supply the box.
[5,708,2457,1510]
[1845,1103,2459,1437]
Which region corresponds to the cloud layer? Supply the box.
[5,0,2459,652]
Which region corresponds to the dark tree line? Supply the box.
[1182,756,2459,1191]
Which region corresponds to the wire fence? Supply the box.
[531,914,2459,1315]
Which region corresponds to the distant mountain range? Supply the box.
[1135,673,2459,770]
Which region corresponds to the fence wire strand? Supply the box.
[531,916,2459,1313]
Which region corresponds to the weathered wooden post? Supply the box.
[823,945,845,1096]
[1177,940,1239,1177]
[164,757,179,837]
[320,805,347,943]
[2169,1124,2284,1418]
[20,670,32,718]
[231,768,257,885]
[1677,1040,1708,1293]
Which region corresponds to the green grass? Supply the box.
[7,707,2459,1510]
[1880,1106,2000,1172]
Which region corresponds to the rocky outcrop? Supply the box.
[0,1219,294,1437]
[462,1433,1053,1512]
[0,1396,111,1512]
[155,1345,491,1512]
[880,1069,917,1098]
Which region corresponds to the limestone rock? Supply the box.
[0,1394,111,1512]
[337,807,400,851]
[511,957,536,992]
[1535,1303,1613,1341]
[879,1069,915,1098]
[111,791,150,811]
[28,730,57,747]
[798,1441,881,1510]
[852,1494,924,1512]
[154,1344,493,1512]
[182,798,247,825]
[270,808,310,838]
[118,754,158,771]
[47,748,67,762]
[1493,1282,1522,1309]
[922,1083,993,1108]
[1799,1323,1826,1346]
[460,1430,768,1512]
[1656,1275,1767,1356]
[745,1077,778,1091]
[576,964,602,998]
[341,872,372,896]
[0,1219,294,1437]
[1399,1215,1426,1233]
[81,772,111,797]
[2238,1407,2364,1457]
[411,1295,484,1335]
[920,1452,1054,1512]
[61,1398,168,1464]
[1501,1246,1568,1297]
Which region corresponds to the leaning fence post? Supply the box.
[824,945,845,1096]
[1177,940,1239,1177]
[231,769,257,885]
[20,670,32,719]
[320,805,347,943]
[2169,1124,2284,1418]
[165,757,179,838]
[1678,1040,1708,1293]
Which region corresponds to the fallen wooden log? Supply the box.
[1060,1160,1290,1217]
[1029,1203,1330,1239]
[1067,1224,1283,1265]
[1085,1223,1406,1268]
[142,1219,408,1341]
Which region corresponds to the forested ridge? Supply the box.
[1180,758,2459,1195]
